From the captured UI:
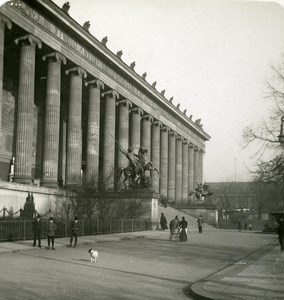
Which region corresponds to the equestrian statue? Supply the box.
[118,146,160,189]
[189,182,215,202]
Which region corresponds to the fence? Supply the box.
[0,218,150,242]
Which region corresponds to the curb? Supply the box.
[190,241,278,300]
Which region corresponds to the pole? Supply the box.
[235,156,237,182]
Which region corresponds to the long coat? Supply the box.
[33,219,42,234]
[71,221,80,235]
[47,222,57,237]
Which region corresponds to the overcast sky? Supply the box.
[6,0,284,182]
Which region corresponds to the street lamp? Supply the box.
[278,115,284,148]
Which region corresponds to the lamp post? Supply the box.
[278,115,284,148]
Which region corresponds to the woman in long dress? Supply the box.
[179,217,188,242]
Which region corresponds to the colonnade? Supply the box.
[0,21,205,203]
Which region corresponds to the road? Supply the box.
[0,230,276,300]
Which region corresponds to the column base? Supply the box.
[13,175,32,184]
[41,180,58,188]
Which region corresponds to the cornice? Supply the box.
[6,0,210,141]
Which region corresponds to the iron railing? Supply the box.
[0,218,149,242]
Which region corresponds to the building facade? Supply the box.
[0,0,210,205]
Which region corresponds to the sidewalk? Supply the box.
[0,230,163,253]
[190,241,284,300]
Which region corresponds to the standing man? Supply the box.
[197,215,204,233]
[47,217,57,250]
[277,217,284,251]
[32,214,42,248]
[238,219,242,232]
[69,217,80,248]
[160,213,168,231]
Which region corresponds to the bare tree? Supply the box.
[243,63,284,183]
[56,171,147,221]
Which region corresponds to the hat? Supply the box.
[74,217,78,220]
[37,214,41,218]
[49,217,54,221]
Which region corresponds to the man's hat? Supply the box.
[74,217,78,220]
[37,214,41,218]
[49,217,54,221]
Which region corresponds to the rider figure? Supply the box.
[120,147,139,180]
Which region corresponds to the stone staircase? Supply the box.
[157,204,216,231]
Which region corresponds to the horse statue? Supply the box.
[118,147,160,189]
[189,182,214,202]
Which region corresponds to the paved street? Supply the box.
[0,230,277,300]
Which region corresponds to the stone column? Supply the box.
[199,149,204,184]
[160,126,169,197]
[188,143,194,203]
[151,121,162,193]
[168,131,177,202]
[65,67,87,185]
[117,99,132,188]
[194,146,200,188]
[129,107,143,154]
[0,14,11,139]
[182,140,189,202]
[102,90,119,189]
[14,34,42,184]
[85,79,104,180]
[41,52,66,187]
[141,114,153,158]
[175,135,182,203]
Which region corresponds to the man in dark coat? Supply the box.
[47,217,57,250]
[277,218,284,251]
[69,217,80,248]
[197,215,204,233]
[33,214,42,248]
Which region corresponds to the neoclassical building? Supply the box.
[0,0,210,205]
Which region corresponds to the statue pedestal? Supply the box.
[109,189,160,230]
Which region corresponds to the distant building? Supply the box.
[207,182,257,212]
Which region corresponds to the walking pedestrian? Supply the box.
[32,214,42,248]
[69,217,80,248]
[169,216,179,240]
[197,215,203,233]
[248,222,252,231]
[238,219,242,232]
[179,217,188,242]
[160,213,168,231]
[46,217,57,250]
[277,217,284,251]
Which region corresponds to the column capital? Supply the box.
[183,139,189,145]
[117,99,132,108]
[15,34,42,49]
[65,66,87,78]
[169,130,178,138]
[42,52,67,64]
[176,134,183,141]
[161,125,170,133]
[152,120,162,128]
[0,13,12,29]
[199,148,205,154]
[130,107,143,116]
[85,79,104,89]
[194,146,199,152]
[188,142,194,149]
[141,114,153,122]
[102,90,120,100]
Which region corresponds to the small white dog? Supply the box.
[88,249,99,263]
